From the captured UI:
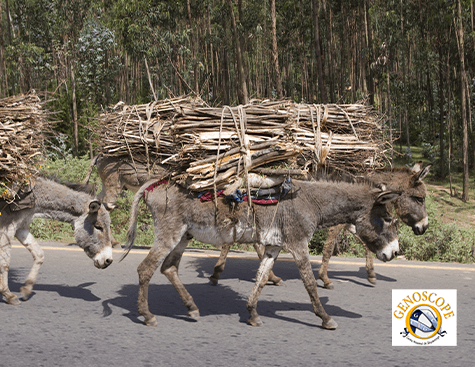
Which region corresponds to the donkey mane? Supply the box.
[310,168,381,189]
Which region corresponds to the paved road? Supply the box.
[1,241,474,367]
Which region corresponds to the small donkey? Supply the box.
[209,163,431,288]
[0,176,113,305]
[121,176,401,330]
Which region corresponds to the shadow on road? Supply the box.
[188,256,396,288]
[5,268,101,303]
[101,280,363,329]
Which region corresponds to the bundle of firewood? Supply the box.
[0,91,50,201]
[96,96,388,191]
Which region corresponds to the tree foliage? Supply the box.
[1,0,475,194]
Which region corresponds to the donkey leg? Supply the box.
[290,242,337,330]
[0,233,20,305]
[137,243,176,327]
[209,244,231,285]
[253,243,283,286]
[161,237,200,319]
[16,230,44,300]
[365,246,376,284]
[318,226,341,290]
[246,245,281,327]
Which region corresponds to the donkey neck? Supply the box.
[32,178,93,224]
[298,180,373,229]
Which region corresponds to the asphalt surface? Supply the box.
[1,240,474,367]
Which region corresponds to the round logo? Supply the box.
[405,304,442,339]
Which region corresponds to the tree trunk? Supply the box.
[5,0,15,94]
[322,0,335,103]
[364,0,375,106]
[70,61,79,157]
[387,70,393,166]
[270,0,283,99]
[186,0,199,95]
[226,0,248,104]
[0,0,6,97]
[457,0,469,202]
[438,46,445,178]
[311,0,327,103]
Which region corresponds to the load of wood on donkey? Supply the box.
[94,95,389,196]
[0,91,52,205]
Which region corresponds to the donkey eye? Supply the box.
[413,196,425,204]
[94,224,103,231]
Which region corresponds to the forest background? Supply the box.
[1,0,475,262]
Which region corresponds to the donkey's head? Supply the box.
[392,162,431,235]
[73,199,113,269]
[353,191,401,262]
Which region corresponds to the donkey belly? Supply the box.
[188,221,256,247]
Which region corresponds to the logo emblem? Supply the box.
[392,290,457,346]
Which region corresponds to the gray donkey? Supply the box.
[83,154,168,247]
[0,176,113,305]
[209,163,432,288]
[121,177,401,330]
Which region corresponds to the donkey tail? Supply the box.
[82,154,100,185]
[119,178,157,262]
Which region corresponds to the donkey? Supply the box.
[209,163,431,288]
[83,153,168,208]
[0,176,114,305]
[317,163,431,289]
[121,177,401,330]
[83,154,168,247]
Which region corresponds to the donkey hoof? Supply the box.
[209,276,219,286]
[144,316,158,327]
[188,309,200,320]
[367,276,377,285]
[270,277,284,286]
[6,295,21,306]
[324,282,334,290]
[20,286,32,300]
[322,318,338,330]
[247,316,263,327]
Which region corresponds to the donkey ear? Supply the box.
[376,191,401,205]
[89,199,101,213]
[412,161,424,173]
[104,202,117,211]
[415,164,432,182]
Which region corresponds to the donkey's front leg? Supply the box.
[246,245,281,327]
[365,246,376,284]
[0,233,20,305]
[137,244,173,326]
[290,242,337,330]
[16,230,44,300]
[209,244,231,285]
[161,236,199,319]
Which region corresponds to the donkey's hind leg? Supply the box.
[246,245,281,327]
[160,236,199,319]
[16,229,44,300]
[318,225,343,290]
[0,233,20,305]
[290,241,337,330]
[253,243,283,286]
[137,237,184,327]
[209,244,231,285]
